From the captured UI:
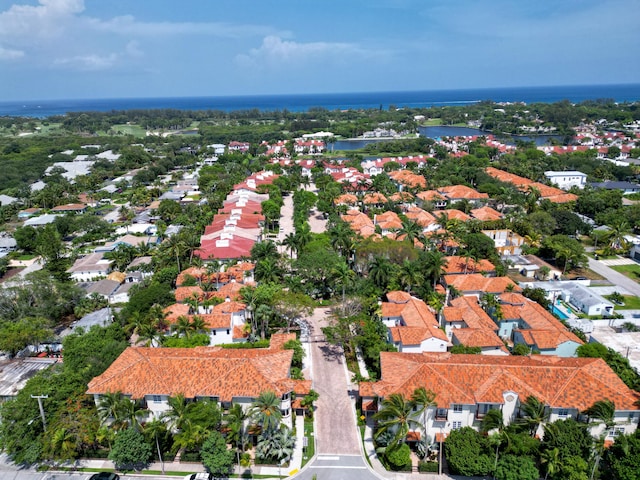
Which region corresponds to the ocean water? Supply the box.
[1,83,639,118]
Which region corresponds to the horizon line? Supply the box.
[2,82,640,105]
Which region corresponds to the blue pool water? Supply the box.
[551,305,569,320]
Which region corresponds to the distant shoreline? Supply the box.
[1,83,639,118]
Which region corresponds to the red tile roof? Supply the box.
[443,256,495,275]
[87,333,305,401]
[360,352,640,411]
[443,274,521,294]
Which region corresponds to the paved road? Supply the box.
[588,258,640,297]
[306,308,361,455]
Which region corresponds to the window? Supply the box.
[152,395,162,403]
[608,427,625,438]
[281,408,290,417]
[436,408,447,419]
[452,421,462,430]
[557,409,569,417]
[281,392,290,401]
[226,329,230,335]
[453,404,463,413]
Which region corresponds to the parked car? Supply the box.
[88,473,119,480]
[183,473,212,480]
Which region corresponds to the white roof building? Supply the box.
[544,171,587,190]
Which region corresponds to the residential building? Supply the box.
[67,252,113,282]
[544,171,587,190]
[590,181,640,195]
[360,352,640,440]
[482,229,526,256]
[381,291,451,353]
[86,333,310,427]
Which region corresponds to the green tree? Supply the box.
[201,430,235,478]
[374,393,421,450]
[444,426,493,477]
[494,454,539,480]
[249,391,282,435]
[603,431,640,480]
[410,387,436,455]
[517,395,550,437]
[108,427,152,471]
[0,317,53,357]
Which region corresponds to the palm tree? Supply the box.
[295,224,312,253]
[97,391,129,430]
[281,232,299,258]
[270,426,296,465]
[148,304,169,332]
[583,400,616,480]
[49,427,77,461]
[249,391,283,435]
[256,257,281,284]
[161,393,190,432]
[172,315,192,338]
[251,241,279,263]
[189,315,208,335]
[374,393,422,450]
[607,220,631,252]
[480,408,508,474]
[165,234,187,272]
[120,397,146,431]
[422,250,448,290]
[173,422,210,456]
[411,387,436,456]
[224,403,248,470]
[368,256,392,289]
[143,419,167,474]
[398,259,423,294]
[397,219,424,246]
[516,395,549,437]
[332,261,355,309]
[540,447,560,480]
[254,304,272,340]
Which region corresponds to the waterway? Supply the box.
[330,126,563,150]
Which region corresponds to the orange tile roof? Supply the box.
[163,303,191,324]
[443,274,521,294]
[388,170,427,188]
[361,352,640,411]
[470,206,504,221]
[499,293,583,347]
[363,192,388,204]
[334,193,358,205]
[87,346,300,402]
[175,286,206,303]
[404,207,437,227]
[438,185,489,201]
[389,192,414,203]
[443,256,495,275]
[441,209,471,222]
[416,190,445,202]
[386,291,412,303]
[176,267,208,286]
[452,328,505,349]
[382,293,449,345]
[374,211,403,230]
[449,296,498,331]
[213,301,247,314]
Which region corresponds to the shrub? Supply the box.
[418,461,439,473]
[385,443,411,470]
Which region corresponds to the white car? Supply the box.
[183,474,212,480]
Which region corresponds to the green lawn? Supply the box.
[112,124,147,137]
[610,264,640,283]
[301,417,315,468]
[422,118,442,126]
[606,294,640,310]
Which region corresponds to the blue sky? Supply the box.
[0,0,638,101]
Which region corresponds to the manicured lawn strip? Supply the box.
[51,466,277,478]
[610,264,640,283]
[607,295,640,310]
[301,417,315,468]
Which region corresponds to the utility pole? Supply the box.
[31,395,48,432]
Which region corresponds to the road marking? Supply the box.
[317,455,340,460]
[312,466,368,469]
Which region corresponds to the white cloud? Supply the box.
[0,46,25,60]
[54,52,118,71]
[125,41,143,58]
[235,35,377,68]
[85,15,279,39]
[0,0,84,42]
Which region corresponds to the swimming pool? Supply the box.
[551,305,569,320]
